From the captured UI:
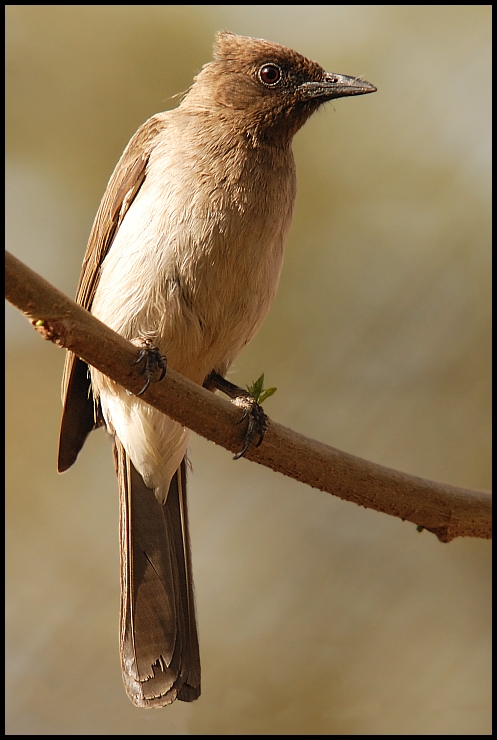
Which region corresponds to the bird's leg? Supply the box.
[203,371,268,459]
[130,339,167,396]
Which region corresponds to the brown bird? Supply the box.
[58,31,376,708]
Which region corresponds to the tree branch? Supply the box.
[5,250,491,542]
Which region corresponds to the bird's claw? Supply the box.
[202,371,269,458]
[232,394,268,460]
[131,339,167,396]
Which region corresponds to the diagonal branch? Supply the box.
[5,250,491,542]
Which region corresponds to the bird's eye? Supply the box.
[258,64,282,86]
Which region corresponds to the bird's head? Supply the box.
[183,31,376,144]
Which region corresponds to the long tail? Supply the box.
[114,439,200,707]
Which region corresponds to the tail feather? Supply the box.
[114,439,200,707]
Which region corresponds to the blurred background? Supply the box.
[6,5,491,735]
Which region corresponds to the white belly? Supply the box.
[90,133,295,499]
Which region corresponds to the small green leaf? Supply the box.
[246,373,277,406]
[416,525,425,533]
[258,387,277,404]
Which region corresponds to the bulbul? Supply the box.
[58,31,376,708]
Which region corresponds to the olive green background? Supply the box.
[6,5,491,735]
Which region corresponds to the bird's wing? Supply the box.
[58,114,167,472]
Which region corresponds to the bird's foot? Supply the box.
[231,392,268,459]
[130,339,167,396]
[203,371,268,459]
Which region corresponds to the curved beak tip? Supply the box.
[300,74,377,101]
[327,73,377,97]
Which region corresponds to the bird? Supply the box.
[57,30,376,708]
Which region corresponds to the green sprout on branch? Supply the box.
[246,373,277,405]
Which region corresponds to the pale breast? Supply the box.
[92,116,297,384]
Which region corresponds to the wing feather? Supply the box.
[58,114,167,472]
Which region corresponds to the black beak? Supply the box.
[300,73,377,101]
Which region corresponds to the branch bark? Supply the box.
[5,250,491,542]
